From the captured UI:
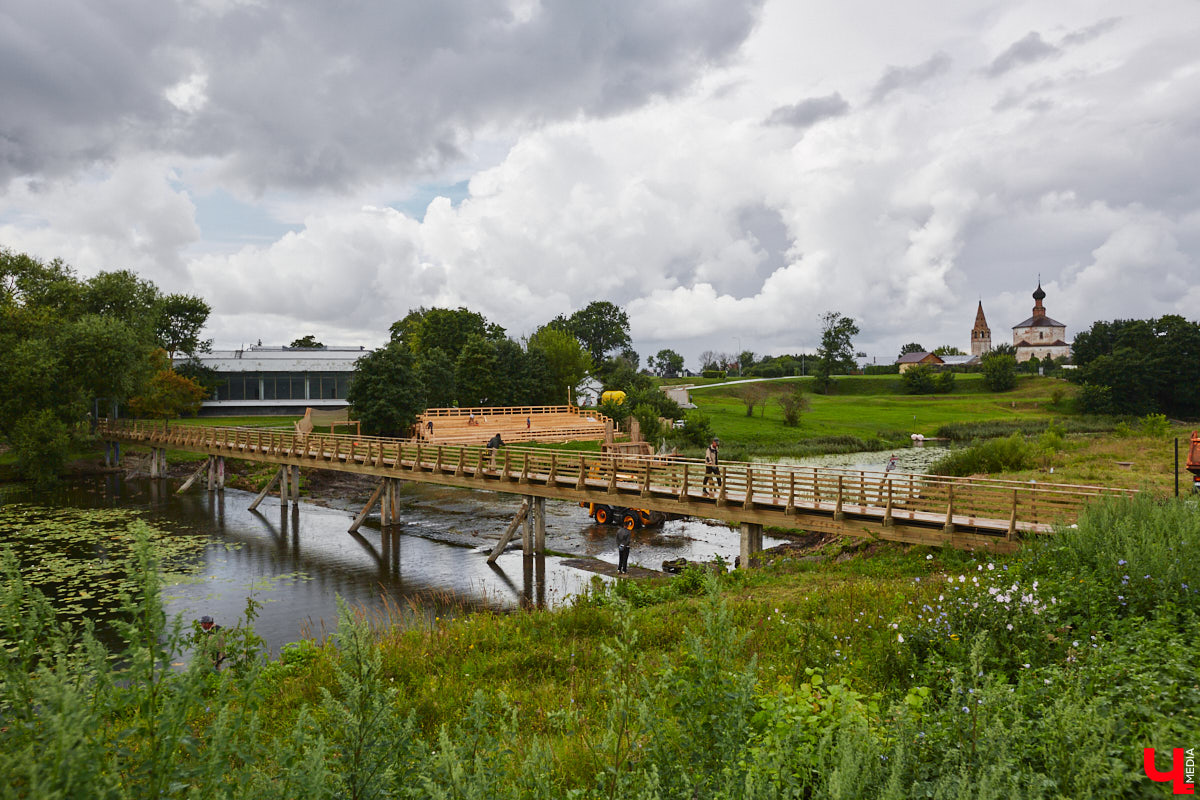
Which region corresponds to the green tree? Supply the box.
[552,301,632,365]
[346,344,425,437]
[528,326,592,405]
[813,311,859,393]
[454,335,498,407]
[931,345,966,356]
[980,352,1017,391]
[650,348,686,378]
[81,270,160,338]
[898,342,925,358]
[128,350,208,420]
[391,307,503,359]
[155,294,211,360]
[1072,315,1200,417]
[289,335,324,349]
[776,386,809,426]
[489,339,528,407]
[417,347,457,409]
[901,364,936,394]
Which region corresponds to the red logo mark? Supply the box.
[1145,748,1195,795]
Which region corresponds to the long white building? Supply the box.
[182,345,367,415]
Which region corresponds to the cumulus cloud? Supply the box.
[2,0,1199,370]
[0,0,763,190]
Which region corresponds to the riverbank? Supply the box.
[2,493,1195,797]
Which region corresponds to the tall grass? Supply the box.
[2,502,1195,797]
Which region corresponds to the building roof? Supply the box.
[1012,315,1066,329]
[1015,339,1070,348]
[896,351,940,364]
[938,354,978,366]
[184,345,368,371]
[973,301,990,332]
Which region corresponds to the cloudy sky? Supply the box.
[3,0,1199,368]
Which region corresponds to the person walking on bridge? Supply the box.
[703,438,722,495]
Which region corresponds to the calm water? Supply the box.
[1,446,944,654]
[1,473,785,654]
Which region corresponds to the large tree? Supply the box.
[528,326,592,404]
[649,348,685,378]
[347,343,425,437]
[813,311,860,392]
[454,335,499,407]
[552,301,632,365]
[155,294,212,360]
[391,307,504,359]
[898,342,926,358]
[417,347,457,409]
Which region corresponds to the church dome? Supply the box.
[1032,282,1046,301]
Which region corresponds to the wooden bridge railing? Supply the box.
[100,420,1137,540]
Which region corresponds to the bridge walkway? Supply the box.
[99,420,1136,555]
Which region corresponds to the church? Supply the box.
[1011,281,1070,363]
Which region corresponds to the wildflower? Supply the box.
[1006,624,1013,631]
[987,563,995,570]
[898,633,905,643]
[1118,559,1127,566]
[926,554,933,560]
[958,575,966,583]
[962,706,970,713]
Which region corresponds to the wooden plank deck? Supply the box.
[100,420,1137,553]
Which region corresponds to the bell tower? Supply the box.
[971,301,991,357]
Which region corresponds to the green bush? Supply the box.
[929,433,1037,476]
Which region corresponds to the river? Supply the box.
[0,445,947,654]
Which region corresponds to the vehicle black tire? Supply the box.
[594,507,609,524]
[621,513,638,530]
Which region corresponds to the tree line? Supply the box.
[1,248,211,486]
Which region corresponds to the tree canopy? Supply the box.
[649,348,685,378]
[1071,315,1200,417]
[0,247,211,485]
[813,311,860,392]
[551,301,631,366]
[347,343,425,436]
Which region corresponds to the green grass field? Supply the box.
[685,374,1069,454]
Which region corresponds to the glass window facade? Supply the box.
[211,371,347,402]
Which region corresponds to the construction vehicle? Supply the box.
[580,502,668,530]
[1188,431,1200,494]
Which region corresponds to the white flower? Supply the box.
[1006,624,1013,631]
[898,633,905,643]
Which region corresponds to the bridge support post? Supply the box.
[521,496,533,554]
[739,522,763,569]
[217,457,225,492]
[178,460,209,494]
[207,455,215,491]
[291,466,300,505]
[279,466,289,509]
[533,497,546,554]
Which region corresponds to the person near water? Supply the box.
[616,524,632,574]
[197,615,225,671]
[885,453,898,473]
[703,437,722,494]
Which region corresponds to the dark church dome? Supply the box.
[1032,282,1046,301]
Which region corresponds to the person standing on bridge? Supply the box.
[615,524,632,574]
[487,432,504,468]
[703,437,722,495]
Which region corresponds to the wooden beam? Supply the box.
[348,479,387,533]
[487,499,530,564]
[248,467,282,511]
[176,460,209,494]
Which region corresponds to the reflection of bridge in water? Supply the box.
[101,421,1137,559]
[167,485,557,612]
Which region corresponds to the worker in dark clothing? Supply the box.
[487,432,504,468]
[703,437,722,495]
[616,525,632,574]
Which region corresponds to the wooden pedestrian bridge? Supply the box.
[98,419,1136,563]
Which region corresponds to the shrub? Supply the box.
[1140,413,1170,438]
[980,353,1017,391]
[929,434,1037,476]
